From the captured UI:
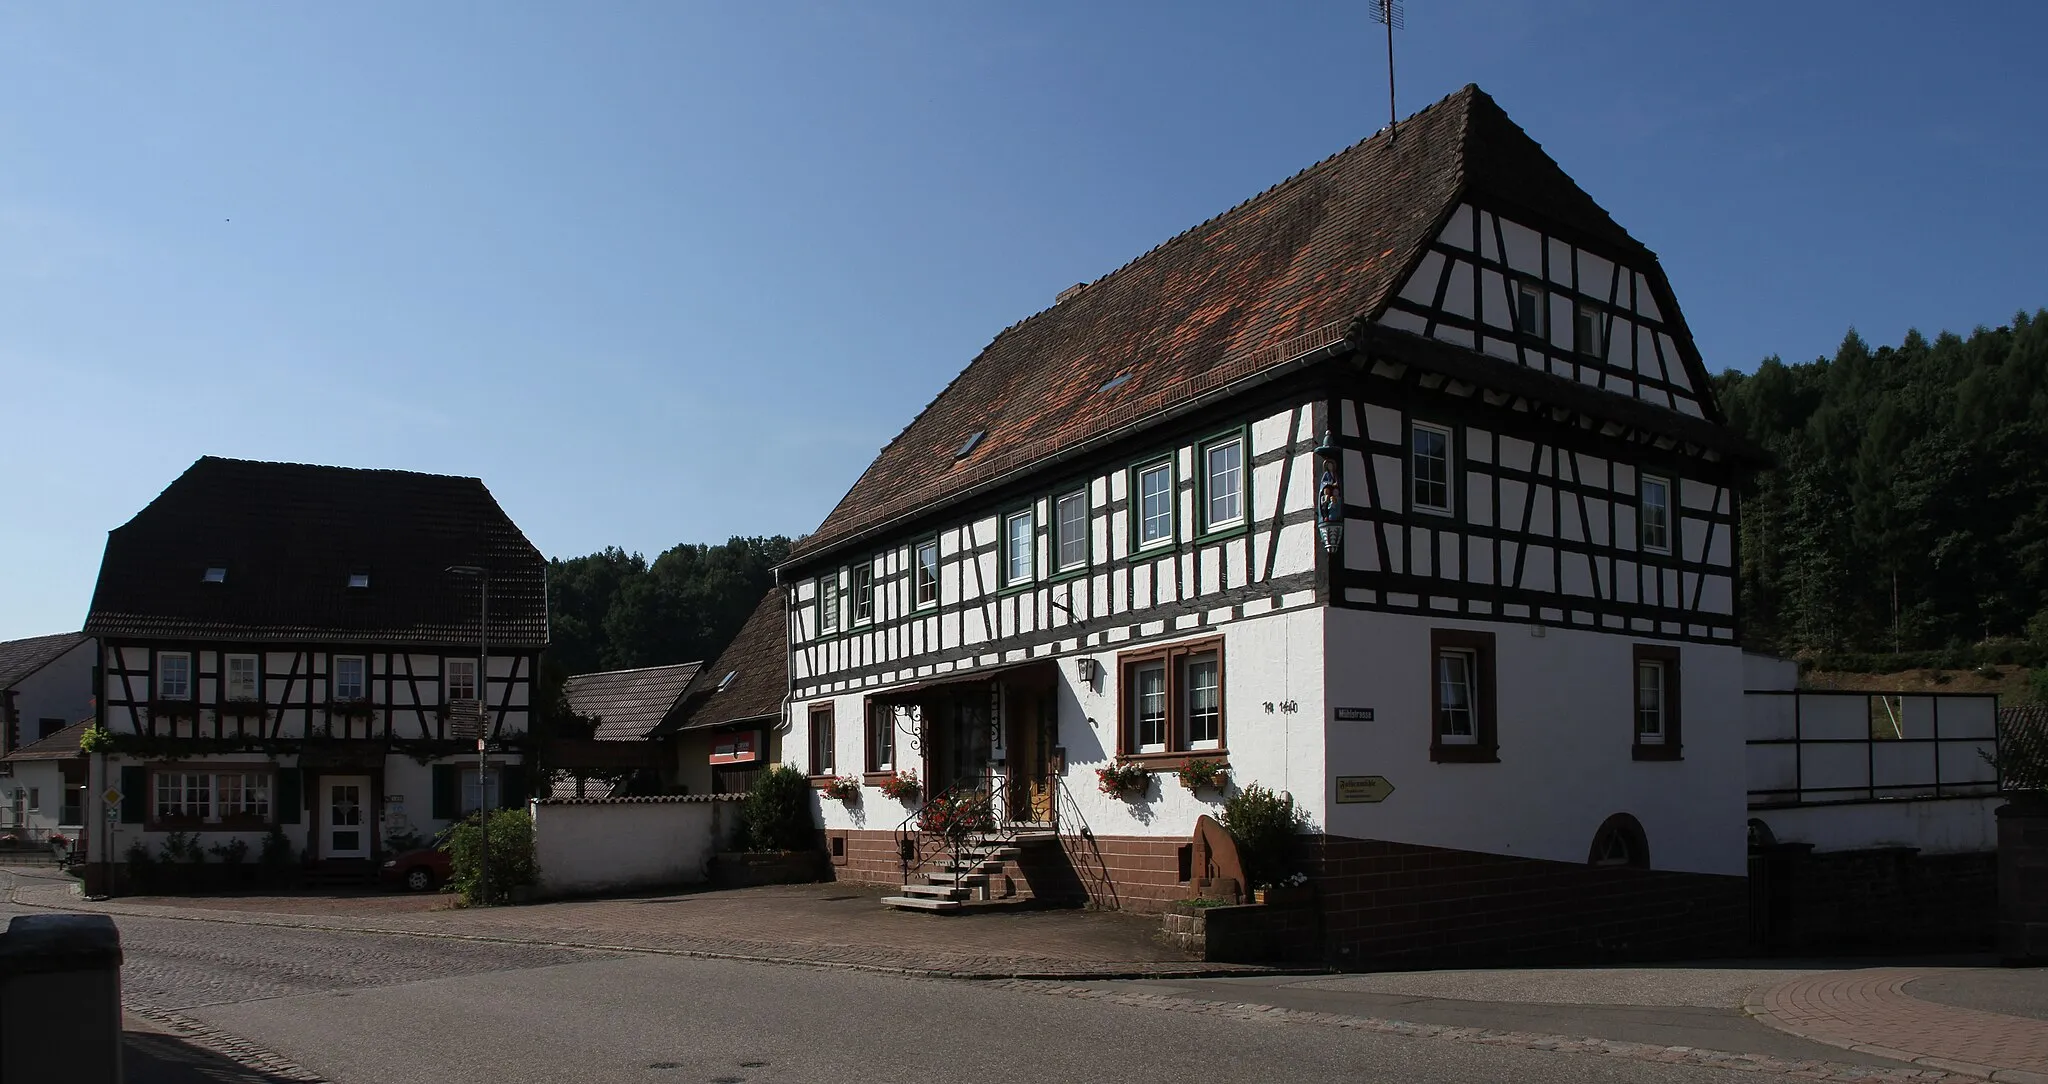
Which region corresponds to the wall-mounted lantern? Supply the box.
[1075,656,1100,689]
[1314,431,1344,554]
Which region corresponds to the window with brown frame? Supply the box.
[1632,644,1682,760]
[1430,628,1497,763]
[1116,638,1225,760]
[808,703,836,777]
[148,765,275,829]
[864,700,895,776]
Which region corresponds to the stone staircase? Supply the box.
[883,830,1055,912]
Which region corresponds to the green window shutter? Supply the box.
[432,765,458,820]
[276,768,302,825]
[120,766,147,824]
[499,763,527,809]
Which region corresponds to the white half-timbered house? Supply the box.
[82,457,548,889]
[778,85,1767,963]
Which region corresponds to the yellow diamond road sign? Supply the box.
[103,787,123,805]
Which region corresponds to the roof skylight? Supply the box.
[716,670,738,692]
[1099,373,1133,393]
[954,430,986,459]
[202,567,226,584]
[347,573,370,589]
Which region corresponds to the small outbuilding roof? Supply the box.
[562,661,705,741]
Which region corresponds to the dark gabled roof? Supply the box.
[663,589,788,734]
[0,633,88,690]
[84,457,549,648]
[1,719,90,763]
[789,84,1716,566]
[562,661,705,742]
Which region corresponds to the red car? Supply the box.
[380,847,452,892]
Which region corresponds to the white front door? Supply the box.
[326,776,371,859]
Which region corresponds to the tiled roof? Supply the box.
[0,719,90,762]
[0,633,87,690]
[2002,705,2048,791]
[83,457,549,648]
[788,84,1691,565]
[664,589,788,734]
[547,774,620,800]
[562,662,705,742]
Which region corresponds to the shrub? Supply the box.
[1220,784,1308,889]
[159,831,204,864]
[916,791,995,843]
[443,808,538,906]
[207,838,250,865]
[742,764,818,852]
[258,826,293,868]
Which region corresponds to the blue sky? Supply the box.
[2,3,2042,640]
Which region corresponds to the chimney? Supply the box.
[1055,282,1089,305]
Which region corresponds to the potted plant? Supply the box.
[1096,760,1151,799]
[1177,758,1229,794]
[823,775,861,803]
[878,771,921,801]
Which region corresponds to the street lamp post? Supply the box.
[446,564,490,905]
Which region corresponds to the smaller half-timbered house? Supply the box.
[82,456,548,886]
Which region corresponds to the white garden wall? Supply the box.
[530,795,744,897]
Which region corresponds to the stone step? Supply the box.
[898,883,966,899]
[927,870,990,885]
[882,895,963,912]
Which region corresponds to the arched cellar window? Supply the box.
[1587,813,1650,869]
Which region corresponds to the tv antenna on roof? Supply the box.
[1371,0,1404,141]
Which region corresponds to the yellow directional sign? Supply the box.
[1334,776,1395,804]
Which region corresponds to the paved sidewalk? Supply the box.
[1750,969,2048,1083]
[2,867,1264,979]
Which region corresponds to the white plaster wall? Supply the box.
[1743,653,1799,693]
[1,760,76,835]
[531,799,743,896]
[1322,608,1747,876]
[1755,796,2000,856]
[7,639,96,750]
[799,606,1327,839]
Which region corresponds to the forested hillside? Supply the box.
[545,535,790,676]
[1716,309,2048,656]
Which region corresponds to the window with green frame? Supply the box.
[914,539,940,607]
[852,560,875,624]
[1199,433,1246,532]
[1134,459,1174,549]
[1053,487,1088,572]
[1003,507,1037,587]
[818,573,840,634]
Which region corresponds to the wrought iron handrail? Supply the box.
[893,768,1017,888]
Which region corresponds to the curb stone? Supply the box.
[127,1005,328,1083]
[1005,983,1981,1083]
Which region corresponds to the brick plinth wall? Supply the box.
[1757,844,1996,955]
[1310,834,1748,968]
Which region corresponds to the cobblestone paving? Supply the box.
[1751,970,2048,1083]
[7,871,1246,978]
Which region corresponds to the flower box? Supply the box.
[1177,758,1229,793]
[877,771,921,801]
[1096,761,1151,799]
[822,776,861,803]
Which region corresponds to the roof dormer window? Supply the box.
[202,567,227,584]
[347,573,370,589]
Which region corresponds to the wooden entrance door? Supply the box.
[325,776,371,859]
[1006,688,1054,824]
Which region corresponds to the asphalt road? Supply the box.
[0,895,1846,1084]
